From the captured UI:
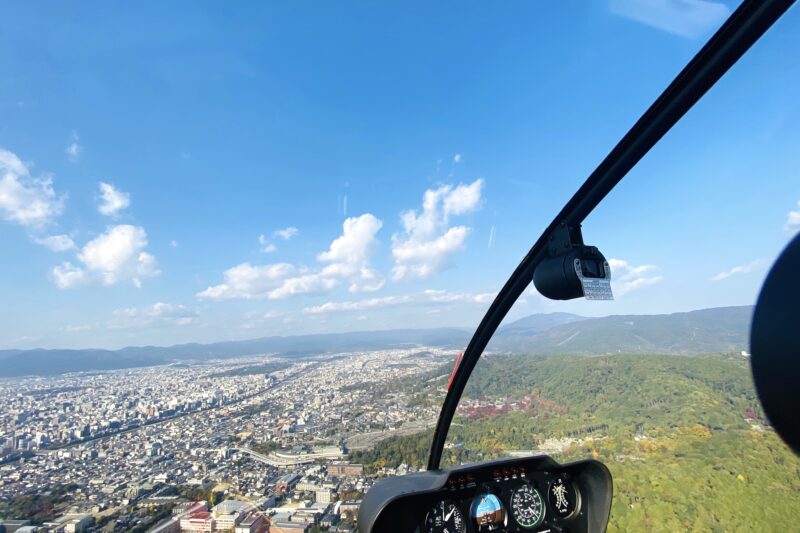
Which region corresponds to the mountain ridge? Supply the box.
[0,328,472,377]
[491,305,752,355]
[0,306,753,377]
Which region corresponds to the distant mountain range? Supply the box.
[495,312,585,337]
[490,306,752,355]
[0,306,753,377]
[0,328,472,377]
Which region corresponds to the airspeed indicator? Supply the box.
[510,484,545,529]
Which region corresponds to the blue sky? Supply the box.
[1,1,798,350]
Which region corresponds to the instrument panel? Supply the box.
[423,464,581,532]
[359,456,612,533]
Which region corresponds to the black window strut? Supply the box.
[427,0,796,471]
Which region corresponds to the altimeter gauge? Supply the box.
[510,483,545,529]
[425,500,466,533]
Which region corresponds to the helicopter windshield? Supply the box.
[1,2,799,533]
[355,4,800,530]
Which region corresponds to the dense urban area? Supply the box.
[0,349,451,533]
[3,307,800,532]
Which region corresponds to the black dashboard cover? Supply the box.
[358,455,613,533]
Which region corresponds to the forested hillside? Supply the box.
[352,353,800,531]
[491,306,752,354]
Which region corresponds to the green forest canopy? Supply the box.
[352,353,800,531]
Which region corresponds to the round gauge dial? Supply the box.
[424,500,466,533]
[548,476,579,519]
[471,492,507,531]
[510,484,545,529]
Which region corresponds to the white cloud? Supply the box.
[392,179,484,281]
[97,182,130,216]
[710,259,768,282]
[273,227,299,240]
[303,289,495,314]
[34,234,75,252]
[267,273,339,299]
[608,258,663,295]
[65,131,82,162]
[318,214,384,292]
[53,225,159,289]
[392,227,470,281]
[785,201,800,235]
[170,240,179,248]
[304,295,412,314]
[148,302,196,321]
[79,225,158,287]
[258,235,278,253]
[110,302,197,328]
[198,262,298,300]
[443,179,483,216]
[453,153,462,164]
[198,264,337,300]
[0,148,65,228]
[258,226,299,253]
[201,214,383,300]
[609,0,731,39]
[52,261,88,289]
[423,289,496,304]
[488,225,496,249]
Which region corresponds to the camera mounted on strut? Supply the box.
[533,222,613,301]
